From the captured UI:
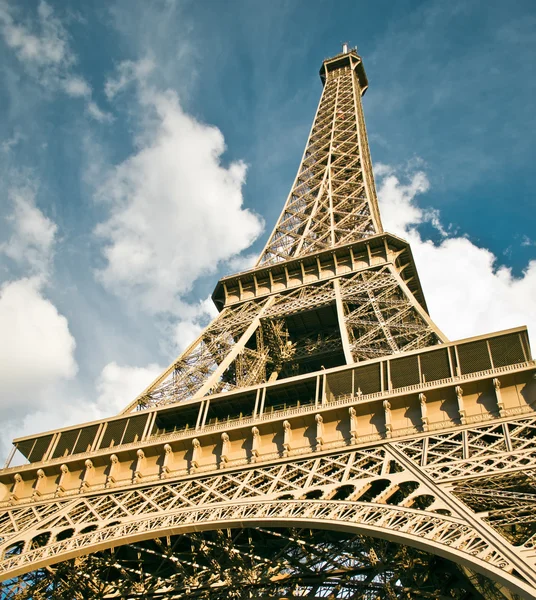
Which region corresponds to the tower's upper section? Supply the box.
[257,45,383,266]
[319,44,369,92]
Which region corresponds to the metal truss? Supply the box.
[258,51,382,265]
[114,48,445,414]
[338,265,443,360]
[2,46,534,599]
[123,268,442,412]
[394,417,536,481]
[2,416,536,597]
[121,298,271,411]
[2,529,517,600]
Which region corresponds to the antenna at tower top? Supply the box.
[342,42,349,53]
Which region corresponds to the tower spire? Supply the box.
[257,46,382,266]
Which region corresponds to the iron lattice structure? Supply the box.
[1,46,535,599]
[257,48,382,264]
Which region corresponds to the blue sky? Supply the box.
[0,0,535,460]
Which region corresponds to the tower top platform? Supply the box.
[320,45,368,93]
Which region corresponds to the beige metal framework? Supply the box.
[257,49,382,265]
[0,45,535,599]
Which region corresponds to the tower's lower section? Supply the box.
[1,327,535,598]
[2,408,536,598]
[3,528,522,599]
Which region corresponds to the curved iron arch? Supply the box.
[0,498,533,598]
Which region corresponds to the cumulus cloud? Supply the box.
[89,296,218,419]
[0,357,164,462]
[376,167,429,237]
[225,252,258,274]
[0,277,77,409]
[377,165,536,346]
[95,62,264,313]
[169,295,219,352]
[0,185,78,458]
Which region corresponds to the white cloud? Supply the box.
[0,277,77,414]
[1,358,164,461]
[169,295,219,352]
[0,0,69,69]
[63,75,91,98]
[377,166,536,346]
[0,185,78,459]
[104,57,155,99]
[377,169,429,237]
[173,319,203,352]
[1,186,57,276]
[225,252,258,273]
[0,2,107,121]
[86,100,113,123]
[94,361,163,416]
[95,64,264,314]
[88,297,218,420]
[0,0,74,91]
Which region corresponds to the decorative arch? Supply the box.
[1,498,533,598]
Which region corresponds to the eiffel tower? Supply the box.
[1,44,536,600]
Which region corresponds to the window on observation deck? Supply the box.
[263,378,316,414]
[206,391,257,425]
[151,403,200,437]
[99,414,149,448]
[489,334,527,367]
[15,434,53,463]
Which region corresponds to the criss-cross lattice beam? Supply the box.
[3,417,536,590]
[3,414,536,597]
[2,498,534,597]
[338,266,445,360]
[257,50,383,266]
[2,45,533,600]
[117,268,444,413]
